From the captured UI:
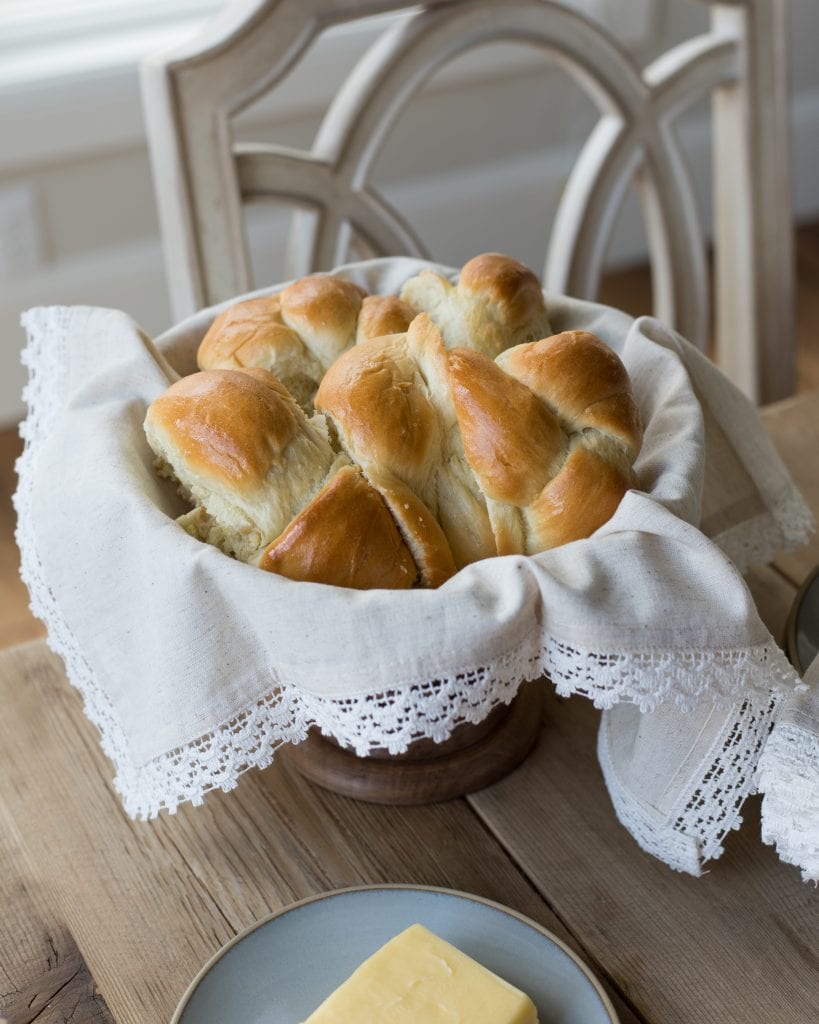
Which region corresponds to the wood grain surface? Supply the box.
[0,800,114,1024]
[0,429,44,651]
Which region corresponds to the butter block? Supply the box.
[301,922,539,1023]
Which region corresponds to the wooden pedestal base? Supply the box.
[280,682,544,805]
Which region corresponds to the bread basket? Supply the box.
[15,256,809,824]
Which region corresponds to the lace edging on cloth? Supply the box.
[15,308,155,815]
[713,499,815,575]
[757,723,819,884]
[598,692,782,875]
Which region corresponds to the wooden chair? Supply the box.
[140,0,794,404]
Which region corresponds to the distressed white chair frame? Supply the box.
[141,0,794,402]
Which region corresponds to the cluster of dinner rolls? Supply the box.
[144,253,643,589]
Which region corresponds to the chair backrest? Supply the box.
[141,0,794,403]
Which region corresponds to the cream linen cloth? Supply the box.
[15,258,816,880]
[757,654,819,882]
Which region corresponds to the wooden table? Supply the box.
[1,392,818,1024]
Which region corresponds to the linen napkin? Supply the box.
[597,322,819,877]
[14,258,814,881]
[757,654,819,882]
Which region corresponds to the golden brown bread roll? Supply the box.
[197,275,415,412]
[145,256,643,589]
[399,252,553,358]
[144,367,345,565]
[258,465,417,589]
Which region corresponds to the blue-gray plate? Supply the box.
[172,884,618,1024]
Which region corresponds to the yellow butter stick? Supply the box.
[301,922,539,1023]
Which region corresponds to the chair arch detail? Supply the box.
[141,0,794,402]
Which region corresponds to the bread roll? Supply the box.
[197,275,415,412]
[258,465,417,589]
[399,252,553,358]
[144,367,344,564]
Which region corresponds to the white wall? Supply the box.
[2,0,819,427]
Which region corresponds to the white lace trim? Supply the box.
[78,640,799,818]
[757,723,819,884]
[15,308,143,811]
[13,306,807,827]
[599,692,782,875]
[714,501,816,574]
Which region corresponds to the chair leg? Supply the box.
[711,0,795,404]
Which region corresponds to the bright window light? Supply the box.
[0,1,227,87]
[0,1,224,45]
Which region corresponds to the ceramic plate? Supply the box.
[172,884,618,1024]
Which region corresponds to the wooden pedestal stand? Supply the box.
[280,681,544,805]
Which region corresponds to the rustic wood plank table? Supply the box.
[1,391,818,1024]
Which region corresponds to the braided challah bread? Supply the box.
[144,253,642,588]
